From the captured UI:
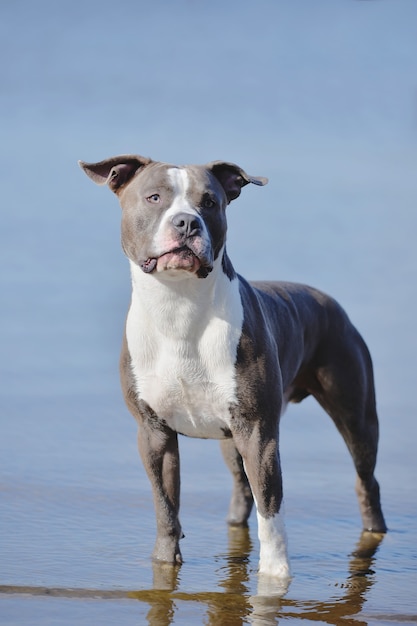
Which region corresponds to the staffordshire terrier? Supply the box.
[79,154,387,580]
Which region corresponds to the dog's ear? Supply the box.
[207,161,268,203]
[78,155,152,193]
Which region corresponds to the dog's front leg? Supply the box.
[233,425,291,580]
[137,419,183,565]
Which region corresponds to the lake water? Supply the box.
[1,0,416,624]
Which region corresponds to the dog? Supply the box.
[79,154,387,580]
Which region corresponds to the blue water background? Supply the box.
[1,1,416,624]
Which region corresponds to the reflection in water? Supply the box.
[146,562,181,626]
[144,527,254,625]
[251,532,385,626]
[136,529,384,626]
[0,530,385,625]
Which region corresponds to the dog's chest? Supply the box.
[126,277,244,439]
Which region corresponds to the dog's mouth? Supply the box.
[141,246,212,278]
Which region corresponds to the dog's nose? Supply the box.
[172,213,202,238]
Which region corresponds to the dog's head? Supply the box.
[79,155,267,280]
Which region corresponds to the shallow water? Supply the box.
[1,0,417,624]
[1,425,417,625]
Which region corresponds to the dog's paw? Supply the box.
[152,536,183,565]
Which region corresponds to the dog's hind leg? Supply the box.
[313,327,387,533]
[220,439,254,526]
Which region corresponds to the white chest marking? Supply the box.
[126,259,243,438]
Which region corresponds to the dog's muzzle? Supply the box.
[141,213,213,278]
[141,245,213,278]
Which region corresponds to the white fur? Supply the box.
[126,251,244,438]
[152,168,211,257]
[257,510,291,578]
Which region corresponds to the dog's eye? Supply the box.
[147,194,160,203]
[202,197,215,209]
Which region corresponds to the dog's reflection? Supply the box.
[250,531,385,625]
[139,528,384,626]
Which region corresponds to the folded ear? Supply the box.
[78,154,152,193]
[207,161,268,203]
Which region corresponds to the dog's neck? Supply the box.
[128,248,240,340]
